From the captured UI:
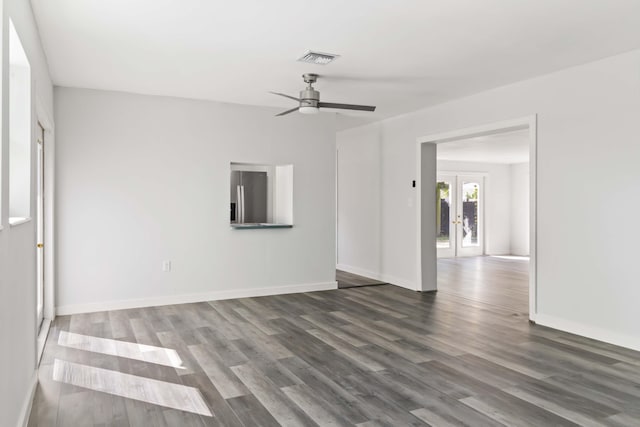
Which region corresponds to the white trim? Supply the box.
[17,371,38,427]
[379,273,416,291]
[37,318,51,364]
[9,217,32,226]
[337,263,417,291]
[528,117,538,320]
[337,263,381,281]
[437,170,489,177]
[56,281,338,315]
[416,115,538,319]
[535,313,640,352]
[416,118,529,145]
[36,95,56,323]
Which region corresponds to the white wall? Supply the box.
[336,49,640,350]
[336,124,382,279]
[0,0,54,426]
[55,87,337,314]
[274,164,293,225]
[437,160,512,255]
[510,162,529,255]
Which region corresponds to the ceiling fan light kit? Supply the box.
[271,73,376,116]
[299,106,319,114]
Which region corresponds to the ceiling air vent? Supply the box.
[297,51,340,65]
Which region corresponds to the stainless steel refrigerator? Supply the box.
[230,170,268,224]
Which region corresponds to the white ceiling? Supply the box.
[437,129,529,164]
[31,0,640,128]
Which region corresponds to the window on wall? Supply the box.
[9,20,32,225]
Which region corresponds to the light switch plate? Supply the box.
[162,260,171,272]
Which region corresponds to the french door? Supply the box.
[436,174,484,258]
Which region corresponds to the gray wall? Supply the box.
[55,87,337,313]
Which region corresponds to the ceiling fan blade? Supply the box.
[275,107,299,116]
[270,92,300,102]
[318,102,376,112]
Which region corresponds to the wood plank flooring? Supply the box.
[437,256,529,313]
[29,257,640,426]
[336,270,386,289]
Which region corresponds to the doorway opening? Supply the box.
[417,116,537,319]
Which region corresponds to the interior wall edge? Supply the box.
[55,281,338,316]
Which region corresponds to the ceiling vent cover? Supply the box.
[297,51,340,65]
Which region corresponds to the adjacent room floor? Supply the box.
[30,257,640,426]
[437,255,529,314]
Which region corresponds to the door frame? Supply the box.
[35,96,55,362]
[416,115,538,321]
[36,121,45,331]
[437,172,487,258]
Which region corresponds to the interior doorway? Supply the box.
[417,116,537,319]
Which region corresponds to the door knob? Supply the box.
[37,243,44,248]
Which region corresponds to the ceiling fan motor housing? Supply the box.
[299,87,319,108]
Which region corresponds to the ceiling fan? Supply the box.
[271,73,376,116]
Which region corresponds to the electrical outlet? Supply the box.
[162,260,171,272]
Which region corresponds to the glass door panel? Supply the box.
[461,181,480,247]
[436,181,451,248]
[436,175,456,258]
[456,176,483,257]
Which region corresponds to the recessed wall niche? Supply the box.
[230,162,293,229]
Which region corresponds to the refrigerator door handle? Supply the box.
[240,185,246,223]
[236,185,242,223]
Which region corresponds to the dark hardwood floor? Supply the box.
[29,257,640,426]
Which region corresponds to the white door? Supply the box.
[437,174,484,258]
[36,123,45,332]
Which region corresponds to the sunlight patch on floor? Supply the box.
[52,359,212,416]
[58,331,185,369]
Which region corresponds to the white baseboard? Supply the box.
[337,263,417,291]
[18,371,38,427]
[535,313,640,352]
[56,281,337,315]
[37,319,52,364]
[379,273,416,291]
[337,264,382,281]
